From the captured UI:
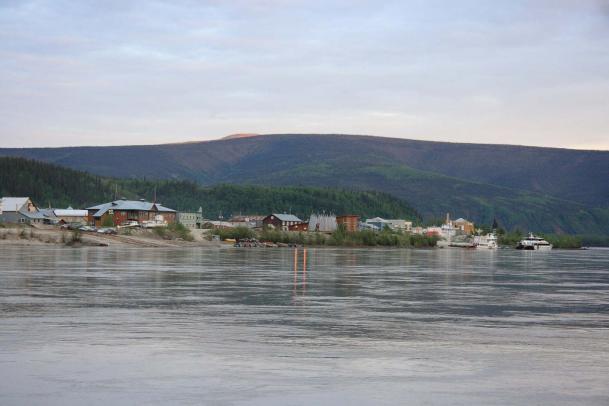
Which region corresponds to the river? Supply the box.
[1,246,608,405]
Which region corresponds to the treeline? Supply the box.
[0,157,420,220]
[0,157,113,208]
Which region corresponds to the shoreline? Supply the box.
[1,226,602,250]
[0,226,220,248]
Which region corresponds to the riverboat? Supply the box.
[474,233,498,249]
[516,233,553,250]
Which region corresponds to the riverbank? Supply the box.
[0,225,220,248]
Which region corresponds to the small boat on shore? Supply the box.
[516,233,552,251]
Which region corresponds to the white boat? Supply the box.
[474,233,498,249]
[516,233,552,251]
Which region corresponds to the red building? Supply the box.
[262,213,303,231]
[288,222,309,232]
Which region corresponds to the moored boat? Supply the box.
[474,233,498,249]
[516,233,552,250]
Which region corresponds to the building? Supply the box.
[262,213,303,231]
[53,208,89,224]
[359,222,380,231]
[441,213,475,236]
[0,197,42,224]
[365,218,413,232]
[308,214,337,233]
[288,222,309,232]
[426,226,443,237]
[453,217,475,234]
[229,215,265,229]
[202,220,234,229]
[336,215,360,232]
[87,199,176,227]
[385,219,413,232]
[365,217,391,231]
[177,207,203,229]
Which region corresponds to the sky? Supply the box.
[0,0,608,149]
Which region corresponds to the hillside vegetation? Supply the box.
[0,157,420,220]
[1,134,607,234]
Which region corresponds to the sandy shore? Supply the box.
[0,226,220,248]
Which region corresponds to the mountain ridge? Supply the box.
[1,133,608,233]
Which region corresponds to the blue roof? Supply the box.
[20,209,56,220]
[270,213,302,222]
[87,200,176,217]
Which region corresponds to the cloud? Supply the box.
[0,0,608,149]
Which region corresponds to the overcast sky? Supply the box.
[1,0,608,149]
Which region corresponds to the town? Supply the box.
[0,195,549,249]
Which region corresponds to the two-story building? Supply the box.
[87,199,176,227]
[177,207,203,229]
[0,197,52,224]
[262,213,303,231]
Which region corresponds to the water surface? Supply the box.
[1,246,608,405]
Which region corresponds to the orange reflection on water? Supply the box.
[292,248,309,299]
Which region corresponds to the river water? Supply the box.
[1,246,608,405]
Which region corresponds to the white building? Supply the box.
[308,214,337,232]
[365,217,413,232]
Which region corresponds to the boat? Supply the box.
[516,233,553,250]
[474,233,498,249]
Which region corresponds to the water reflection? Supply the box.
[1,246,608,405]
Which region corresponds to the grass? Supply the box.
[212,226,438,248]
[153,223,194,241]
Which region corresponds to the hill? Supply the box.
[1,134,608,233]
[0,157,419,220]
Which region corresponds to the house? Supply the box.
[385,219,413,232]
[453,217,475,234]
[177,207,203,229]
[87,199,176,227]
[229,215,265,229]
[441,213,475,235]
[0,197,45,224]
[288,222,309,232]
[53,208,89,224]
[263,213,303,231]
[308,214,337,233]
[365,217,391,231]
[363,217,416,232]
[336,215,360,232]
[202,221,234,229]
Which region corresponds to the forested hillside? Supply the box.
[1,134,607,207]
[1,134,607,234]
[0,157,420,220]
[1,153,608,235]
